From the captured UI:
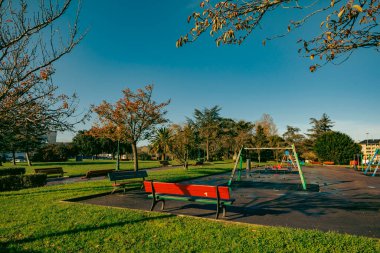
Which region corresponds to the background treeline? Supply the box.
[1,106,361,166]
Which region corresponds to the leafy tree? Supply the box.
[0,0,85,162]
[307,113,334,140]
[314,131,361,164]
[177,0,380,71]
[72,130,102,158]
[169,123,197,169]
[268,135,286,161]
[90,85,170,172]
[252,125,268,164]
[32,143,71,162]
[189,105,222,161]
[150,127,171,160]
[0,0,82,113]
[283,125,305,145]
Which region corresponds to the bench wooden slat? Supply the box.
[108,170,148,181]
[108,170,148,194]
[34,167,65,176]
[144,181,234,219]
[143,181,231,200]
[83,169,115,178]
[147,194,234,205]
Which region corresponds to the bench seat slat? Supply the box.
[147,194,234,205]
[144,182,231,200]
[108,171,148,181]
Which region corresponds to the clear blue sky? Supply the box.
[52,0,380,144]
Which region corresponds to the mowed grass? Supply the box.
[0,163,379,252]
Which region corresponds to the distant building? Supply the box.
[46,131,57,144]
[359,139,380,162]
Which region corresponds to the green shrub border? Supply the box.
[0,173,47,191]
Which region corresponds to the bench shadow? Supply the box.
[3,214,173,248]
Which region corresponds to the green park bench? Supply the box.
[144,181,235,219]
[108,170,148,194]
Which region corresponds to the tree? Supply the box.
[0,0,83,113]
[252,125,268,164]
[177,0,380,71]
[283,126,305,144]
[72,130,101,158]
[255,114,278,137]
[150,127,171,160]
[169,123,197,169]
[91,85,170,172]
[314,131,361,164]
[190,105,222,161]
[0,0,85,162]
[307,113,335,140]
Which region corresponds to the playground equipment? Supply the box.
[350,154,363,171]
[364,149,380,177]
[228,144,307,190]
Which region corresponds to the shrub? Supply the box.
[314,131,361,165]
[0,175,23,191]
[0,174,47,191]
[32,143,70,162]
[0,167,26,176]
[22,174,47,188]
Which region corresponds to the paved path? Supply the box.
[46,165,183,186]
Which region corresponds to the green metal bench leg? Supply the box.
[216,204,220,219]
[150,199,158,211]
[222,205,226,218]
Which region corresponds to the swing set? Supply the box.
[228,144,307,190]
[364,149,380,177]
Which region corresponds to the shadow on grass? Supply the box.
[2,214,173,249]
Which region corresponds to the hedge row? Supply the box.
[0,167,26,176]
[0,174,47,191]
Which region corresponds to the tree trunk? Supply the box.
[161,153,165,161]
[131,141,139,172]
[26,152,32,166]
[12,150,16,165]
[184,149,189,169]
[206,139,210,161]
[258,151,261,165]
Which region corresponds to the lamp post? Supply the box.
[116,127,121,171]
[116,139,120,171]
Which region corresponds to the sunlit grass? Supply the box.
[0,162,379,252]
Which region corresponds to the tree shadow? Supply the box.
[231,181,320,192]
[2,214,173,249]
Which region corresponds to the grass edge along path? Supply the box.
[0,165,379,252]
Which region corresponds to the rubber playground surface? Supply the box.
[69,166,380,238]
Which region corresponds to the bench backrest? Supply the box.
[108,170,148,181]
[144,181,231,200]
[34,167,63,173]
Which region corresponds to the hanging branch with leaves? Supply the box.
[177,0,380,71]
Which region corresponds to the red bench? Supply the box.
[143,181,235,219]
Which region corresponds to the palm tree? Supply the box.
[151,127,171,160]
[190,106,222,161]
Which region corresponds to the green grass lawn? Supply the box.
[0,162,379,252]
